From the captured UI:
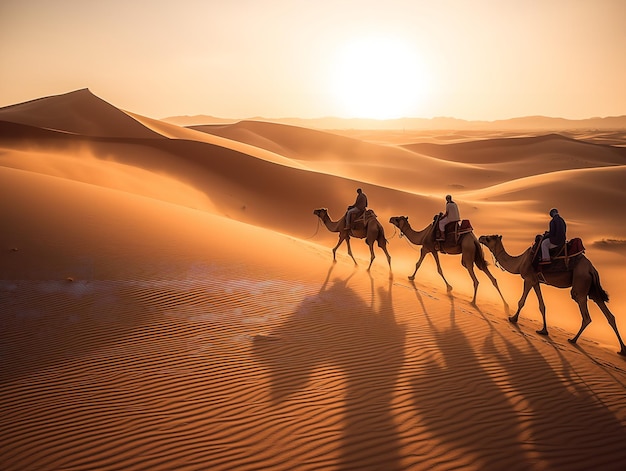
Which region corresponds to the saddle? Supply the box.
[530,235,585,273]
[346,209,378,235]
[433,214,473,252]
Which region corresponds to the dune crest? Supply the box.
[2,89,626,470]
[0,88,163,139]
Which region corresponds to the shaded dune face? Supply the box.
[2,90,626,471]
[2,89,625,242]
[2,89,625,301]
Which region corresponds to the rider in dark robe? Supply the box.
[540,208,567,263]
[345,188,368,230]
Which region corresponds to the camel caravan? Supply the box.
[312,208,391,271]
[313,191,626,356]
[313,188,391,271]
[479,234,626,356]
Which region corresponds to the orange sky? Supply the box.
[1,0,625,121]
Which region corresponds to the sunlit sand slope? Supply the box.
[1,89,626,470]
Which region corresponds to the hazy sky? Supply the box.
[1,0,625,120]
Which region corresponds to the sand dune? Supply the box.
[192,120,493,194]
[2,89,626,470]
[0,88,164,139]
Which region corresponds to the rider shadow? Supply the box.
[489,326,626,468]
[408,281,528,468]
[253,264,406,470]
[409,281,626,468]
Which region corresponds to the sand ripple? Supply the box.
[3,269,626,470]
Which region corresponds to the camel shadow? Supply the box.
[408,281,626,469]
[253,264,406,470]
[491,328,626,468]
[409,284,528,468]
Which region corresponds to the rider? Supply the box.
[540,208,567,264]
[437,194,460,241]
[345,188,368,231]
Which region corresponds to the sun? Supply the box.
[331,36,429,120]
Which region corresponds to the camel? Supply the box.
[389,215,506,307]
[478,234,626,356]
[313,208,391,270]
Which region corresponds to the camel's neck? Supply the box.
[490,241,528,275]
[399,221,431,245]
[320,212,343,232]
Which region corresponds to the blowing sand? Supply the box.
[1,89,626,470]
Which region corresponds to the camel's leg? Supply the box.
[510,279,533,324]
[461,247,480,305]
[380,242,392,269]
[532,283,549,335]
[332,233,356,265]
[331,234,346,261]
[367,242,375,271]
[464,263,479,305]
[367,242,392,271]
[408,247,428,281]
[587,300,626,355]
[432,251,453,292]
[568,295,592,345]
[345,236,357,265]
[480,266,510,314]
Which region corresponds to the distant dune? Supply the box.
[2,89,626,471]
[164,112,626,131]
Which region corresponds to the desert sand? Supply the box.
[1,89,626,470]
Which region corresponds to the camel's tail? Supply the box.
[589,266,609,303]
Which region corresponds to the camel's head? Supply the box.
[313,208,328,218]
[389,216,408,228]
[478,235,502,252]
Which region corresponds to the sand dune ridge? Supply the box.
[2,89,626,470]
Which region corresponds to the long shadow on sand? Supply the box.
[488,322,626,469]
[409,285,527,468]
[253,265,406,470]
[409,282,626,469]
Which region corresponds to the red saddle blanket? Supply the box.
[567,237,585,256]
[459,220,473,233]
[442,219,473,233]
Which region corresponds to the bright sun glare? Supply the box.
[332,36,429,120]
